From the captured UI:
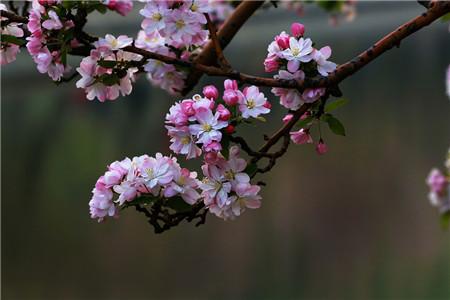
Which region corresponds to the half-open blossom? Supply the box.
[291,22,305,37]
[290,129,313,144]
[312,46,337,76]
[102,0,133,16]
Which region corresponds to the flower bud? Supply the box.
[181,99,195,116]
[204,142,222,153]
[316,140,328,155]
[202,85,219,100]
[225,124,235,134]
[216,104,231,121]
[223,90,239,106]
[263,101,272,109]
[275,32,290,49]
[291,22,305,37]
[282,114,294,124]
[224,79,238,90]
[204,152,219,164]
[264,55,279,72]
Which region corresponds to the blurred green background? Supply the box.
[2,2,450,299]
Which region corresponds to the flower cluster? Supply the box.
[426,149,450,214]
[0,4,24,65]
[165,80,270,159]
[89,153,201,222]
[265,22,337,110]
[138,0,234,94]
[76,34,142,102]
[26,0,74,81]
[200,146,261,220]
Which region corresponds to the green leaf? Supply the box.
[256,116,266,122]
[295,116,313,129]
[97,60,117,68]
[166,197,192,213]
[325,98,349,113]
[441,13,450,22]
[323,114,346,136]
[244,162,258,177]
[1,34,26,46]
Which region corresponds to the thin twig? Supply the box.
[204,13,231,71]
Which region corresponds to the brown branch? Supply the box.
[181,1,264,95]
[204,13,231,71]
[0,9,28,23]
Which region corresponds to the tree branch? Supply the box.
[204,13,232,71]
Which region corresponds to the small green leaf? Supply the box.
[97,60,117,68]
[441,12,450,22]
[325,98,349,113]
[295,116,313,129]
[1,35,26,46]
[256,116,266,122]
[323,114,346,136]
[244,162,258,177]
[166,197,192,213]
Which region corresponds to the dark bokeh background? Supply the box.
[2,2,450,299]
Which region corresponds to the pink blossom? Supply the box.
[312,46,337,76]
[180,99,196,117]
[271,70,305,110]
[204,141,222,153]
[200,164,232,208]
[166,125,202,159]
[140,1,169,33]
[264,54,280,72]
[282,114,294,124]
[302,88,326,103]
[203,85,219,100]
[166,102,189,126]
[223,89,241,106]
[94,34,133,51]
[281,37,313,72]
[316,141,328,155]
[291,22,305,37]
[42,10,62,30]
[189,107,228,145]
[427,168,447,195]
[164,10,207,46]
[224,79,238,90]
[239,86,270,119]
[216,104,231,121]
[0,44,20,65]
[103,0,133,16]
[164,168,200,205]
[229,183,262,217]
[275,31,290,50]
[139,153,174,190]
[290,129,313,144]
[89,187,117,222]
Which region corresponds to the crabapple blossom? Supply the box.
[427,168,447,195]
[0,4,24,65]
[189,107,228,145]
[239,86,270,119]
[203,85,219,100]
[291,22,305,37]
[94,34,133,51]
[281,37,313,72]
[290,129,313,144]
[427,154,450,214]
[102,0,133,16]
[312,46,338,76]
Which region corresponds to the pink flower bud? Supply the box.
[275,32,290,50]
[316,140,328,155]
[300,111,310,120]
[225,124,235,134]
[291,23,305,37]
[263,101,272,109]
[181,99,195,116]
[202,85,219,100]
[264,55,279,73]
[216,104,231,121]
[224,79,238,90]
[223,90,239,106]
[204,141,222,153]
[282,114,294,124]
[290,129,313,145]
